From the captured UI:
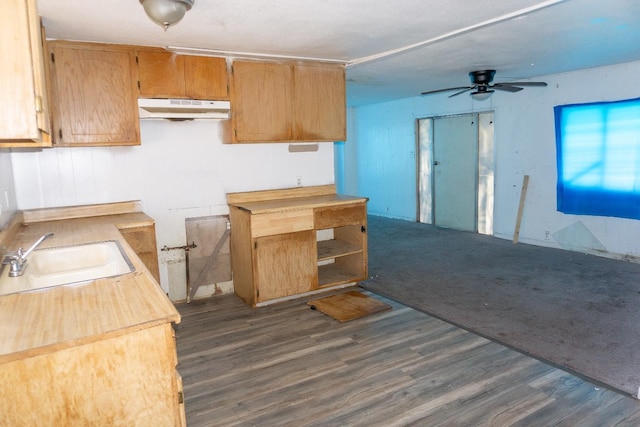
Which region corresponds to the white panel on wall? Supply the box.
[0,151,17,229]
[10,120,335,300]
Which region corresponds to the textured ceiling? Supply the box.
[37,0,640,106]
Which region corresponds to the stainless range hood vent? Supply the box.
[138,98,231,120]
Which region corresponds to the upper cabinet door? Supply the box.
[137,49,229,100]
[294,63,346,142]
[137,50,185,98]
[49,42,140,146]
[0,0,51,146]
[184,56,229,100]
[231,61,293,143]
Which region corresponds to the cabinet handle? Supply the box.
[361,226,366,233]
[34,96,43,113]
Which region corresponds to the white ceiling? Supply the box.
[37,0,640,106]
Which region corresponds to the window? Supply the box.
[554,97,640,220]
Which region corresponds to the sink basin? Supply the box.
[0,241,135,296]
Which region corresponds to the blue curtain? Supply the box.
[554,97,640,220]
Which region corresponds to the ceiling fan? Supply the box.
[421,70,547,100]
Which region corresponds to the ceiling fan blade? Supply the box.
[492,84,523,93]
[498,81,548,87]
[421,86,472,96]
[448,87,475,97]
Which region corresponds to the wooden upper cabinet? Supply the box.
[230,60,346,143]
[294,63,346,142]
[48,42,140,146]
[0,0,51,147]
[136,49,229,100]
[184,55,229,99]
[230,61,293,142]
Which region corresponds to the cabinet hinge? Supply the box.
[135,55,139,64]
[254,241,257,250]
[137,81,141,90]
[256,289,260,298]
[58,129,62,140]
[178,390,184,404]
[50,52,55,63]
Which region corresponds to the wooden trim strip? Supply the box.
[227,184,336,205]
[22,201,143,224]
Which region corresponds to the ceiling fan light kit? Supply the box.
[421,69,547,100]
[470,88,494,101]
[140,0,194,30]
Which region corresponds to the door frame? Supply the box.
[416,111,495,235]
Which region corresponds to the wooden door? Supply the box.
[0,0,50,145]
[0,324,181,425]
[433,114,478,231]
[137,50,186,98]
[254,231,316,303]
[231,61,293,142]
[184,56,229,100]
[294,63,346,141]
[49,42,140,146]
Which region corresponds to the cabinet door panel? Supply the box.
[294,64,346,141]
[137,50,185,98]
[231,61,293,142]
[254,231,316,302]
[0,0,50,145]
[0,324,180,425]
[50,43,140,146]
[184,56,229,100]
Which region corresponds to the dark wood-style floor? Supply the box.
[174,290,640,426]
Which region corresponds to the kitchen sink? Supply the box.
[0,241,135,296]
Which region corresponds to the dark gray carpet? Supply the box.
[361,215,640,398]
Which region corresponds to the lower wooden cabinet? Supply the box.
[228,185,368,307]
[0,323,185,426]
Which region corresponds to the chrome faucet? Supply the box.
[2,232,54,277]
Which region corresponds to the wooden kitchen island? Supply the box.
[228,185,368,307]
[0,202,184,426]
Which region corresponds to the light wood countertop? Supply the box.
[0,210,180,364]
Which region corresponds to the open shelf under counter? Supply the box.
[318,262,363,287]
[317,239,363,261]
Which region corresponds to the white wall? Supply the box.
[344,60,640,260]
[10,120,334,300]
[0,151,18,230]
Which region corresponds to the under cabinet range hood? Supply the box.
[137,98,231,120]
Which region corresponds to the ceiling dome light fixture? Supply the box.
[140,0,194,31]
